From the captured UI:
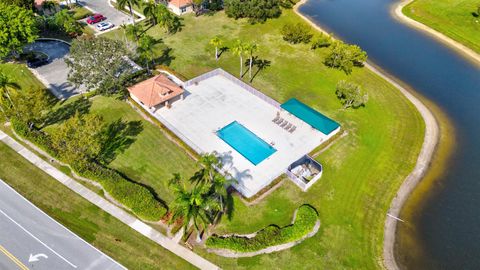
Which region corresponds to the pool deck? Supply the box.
[145,72,336,197]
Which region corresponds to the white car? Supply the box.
[96,22,114,31]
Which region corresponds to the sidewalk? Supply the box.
[0,130,220,270]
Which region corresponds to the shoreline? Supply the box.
[392,0,480,67]
[293,1,440,269]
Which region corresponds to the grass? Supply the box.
[403,0,480,54]
[0,63,45,90]
[0,142,195,270]
[104,10,425,269]
[41,95,198,204]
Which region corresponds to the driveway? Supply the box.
[23,40,84,99]
[77,0,135,34]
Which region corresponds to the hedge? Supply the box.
[206,204,318,252]
[11,118,167,221]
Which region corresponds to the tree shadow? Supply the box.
[43,97,91,127]
[218,46,229,58]
[225,190,235,221]
[154,47,175,66]
[472,12,479,18]
[252,57,271,82]
[98,118,143,164]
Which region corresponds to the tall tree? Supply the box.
[142,0,158,25]
[232,40,246,77]
[324,41,367,74]
[0,3,38,58]
[116,0,141,26]
[335,80,368,109]
[15,88,53,128]
[55,9,83,37]
[245,42,258,80]
[50,111,105,164]
[137,35,159,74]
[3,0,34,10]
[0,72,20,118]
[65,37,130,94]
[170,174,221,241]
[209,36,223,61]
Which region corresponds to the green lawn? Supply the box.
[403,0,480,54]
[42,95,198,204]
[105,10,425,269]
[0,141,195,270]
[0,63,45,91]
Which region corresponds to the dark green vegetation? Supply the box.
[206,205,318,252]
[281,22,313,44]
[224,0,300,23]
[0,2,38,57]
[104,10,424,268]
[0,142,195,270]
[403,0,480,54]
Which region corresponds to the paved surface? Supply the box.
[23,40,84,99]
[0,180,125,270]
[0,130,220,270]
[78,0,133,34]
[149,73,331,198]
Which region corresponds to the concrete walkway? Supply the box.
[0,130,220,270]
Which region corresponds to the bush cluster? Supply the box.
[206,204,318,252]
[224,0,282,23]
[11,118,167,221]
[281,23,313,44]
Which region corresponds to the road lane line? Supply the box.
[0,208,78,268]
[0,244,29,270]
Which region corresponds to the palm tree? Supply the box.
[0,72,20,118]
[116,0,140,26]
[124,23,141,41]
[245,42,258,80]
[41,0,56,14]
[142,0,157,25]
[232,40,246,78]
[137,35,158,74]
[169,175,220,241]
[209,37,222,61]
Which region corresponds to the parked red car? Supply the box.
[86,14,106,24]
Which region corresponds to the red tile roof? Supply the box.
[128,74,184,107]
[169,0,192,8]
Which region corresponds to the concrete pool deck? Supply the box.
[138,70,336,198]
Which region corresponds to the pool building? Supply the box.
[128,68,340,198]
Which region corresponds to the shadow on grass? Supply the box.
[251,57,271,82]
[154,47,175,66]
[43,97,91,127]
[98,118,143,164]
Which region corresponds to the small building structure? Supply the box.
[167,0,194,15]
[127,74,184,110]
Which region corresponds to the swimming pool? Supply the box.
[281,98,340,135]
[217,121,276,165]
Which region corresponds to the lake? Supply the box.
[298,0,480,268]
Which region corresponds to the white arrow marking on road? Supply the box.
[29,253,48,262]
[0,208,77,268]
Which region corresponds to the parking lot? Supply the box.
[23,40,85,99]
[77,0,135,33]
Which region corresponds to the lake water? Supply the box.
[298,0,480,268]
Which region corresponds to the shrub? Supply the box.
[335,80,368,109]
[71,6,92,20]
[311,33,332,49]
[206,205,318,252]
[324,41,367,74]
[11,118,167,221]
[281,23,313,44]
[224,0,281,23]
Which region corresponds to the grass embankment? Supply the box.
[0,142,195,270]
[403,0,480,54]
[105,10,425,269]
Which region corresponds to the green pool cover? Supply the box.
[281,98,340,135]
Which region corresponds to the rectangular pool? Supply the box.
[217,121,276,165]
[281,98,340,135]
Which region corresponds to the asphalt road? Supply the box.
[23,40,85,99]
[0,180,125,270]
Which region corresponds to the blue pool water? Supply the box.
[217,121,276,165]
[281,98,340,135]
